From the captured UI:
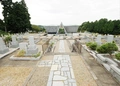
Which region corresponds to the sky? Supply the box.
[0,0,120,25]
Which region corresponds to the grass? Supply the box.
[16,50,26,57]
[33,52,41,58]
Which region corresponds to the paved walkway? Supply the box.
[46,40,97,86]
[47,40,77,86]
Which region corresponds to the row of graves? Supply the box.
[0,33,55,60]
[0,35,22,59]
[80,33,120,82]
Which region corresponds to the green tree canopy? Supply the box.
[0,0,31,33]
[0,0,12,32]
[31,25,46,33]
[0,19,4,31]
[78,18,120,35]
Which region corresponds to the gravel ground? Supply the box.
[26,67,50,86]
[0,67,32,86]
[71,56,97,86]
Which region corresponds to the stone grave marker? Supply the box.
[0,37,9,54]
[19,42,28,52]
[96,35,101,45]
[11,35,19,48]
[26,36,38,55]
[107,35,113,43]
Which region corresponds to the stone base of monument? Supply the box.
[26,45,39,55]
[26,48,38,55]
[10,51,43,61]
[10,42,19,48]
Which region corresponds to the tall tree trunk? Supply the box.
[5,26,7,32]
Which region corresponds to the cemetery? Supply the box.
[0,31,120,86]
[0,0,120,86]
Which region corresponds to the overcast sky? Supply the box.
[0,0,120,25]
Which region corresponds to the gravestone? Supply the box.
[19,42,28,52]
[11,35,19,48]
[17,35,23,42]
[73,33,79,36]
[0,37,9,54]
[26,36,38,55]
[96,35,101,45]
[85,36,90,43]
[107,35,113,43]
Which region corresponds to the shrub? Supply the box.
[97,44,108,53]
[58,28,65,34]
[50,42,54,47]
[89,43,97,50]
[115,53,120,60]
[33,52,40,58]
[97,43,118,56]
[0,30,8,37]
[86,42,97,50]
[4,35,12,46]
[86,42,92,46]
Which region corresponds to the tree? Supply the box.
[0,0,12,32]
[0,0,31,33]
[97,43,118,57]
[31,25,41,32]
[58,28,65,34]
[78,18,120,35]
[31,25,46,33]
[7,1,31,33]
[0,19,4,31]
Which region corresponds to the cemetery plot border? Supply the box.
[10,51,43,61]
[0,48,19,59]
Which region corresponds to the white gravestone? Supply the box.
[96,35,101,45]
[17,35,23,42]
[0,37,9,54]
[19,42,28,52]
[26,36,38,55]
[11,35,19,48]
[107,35,113,43]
